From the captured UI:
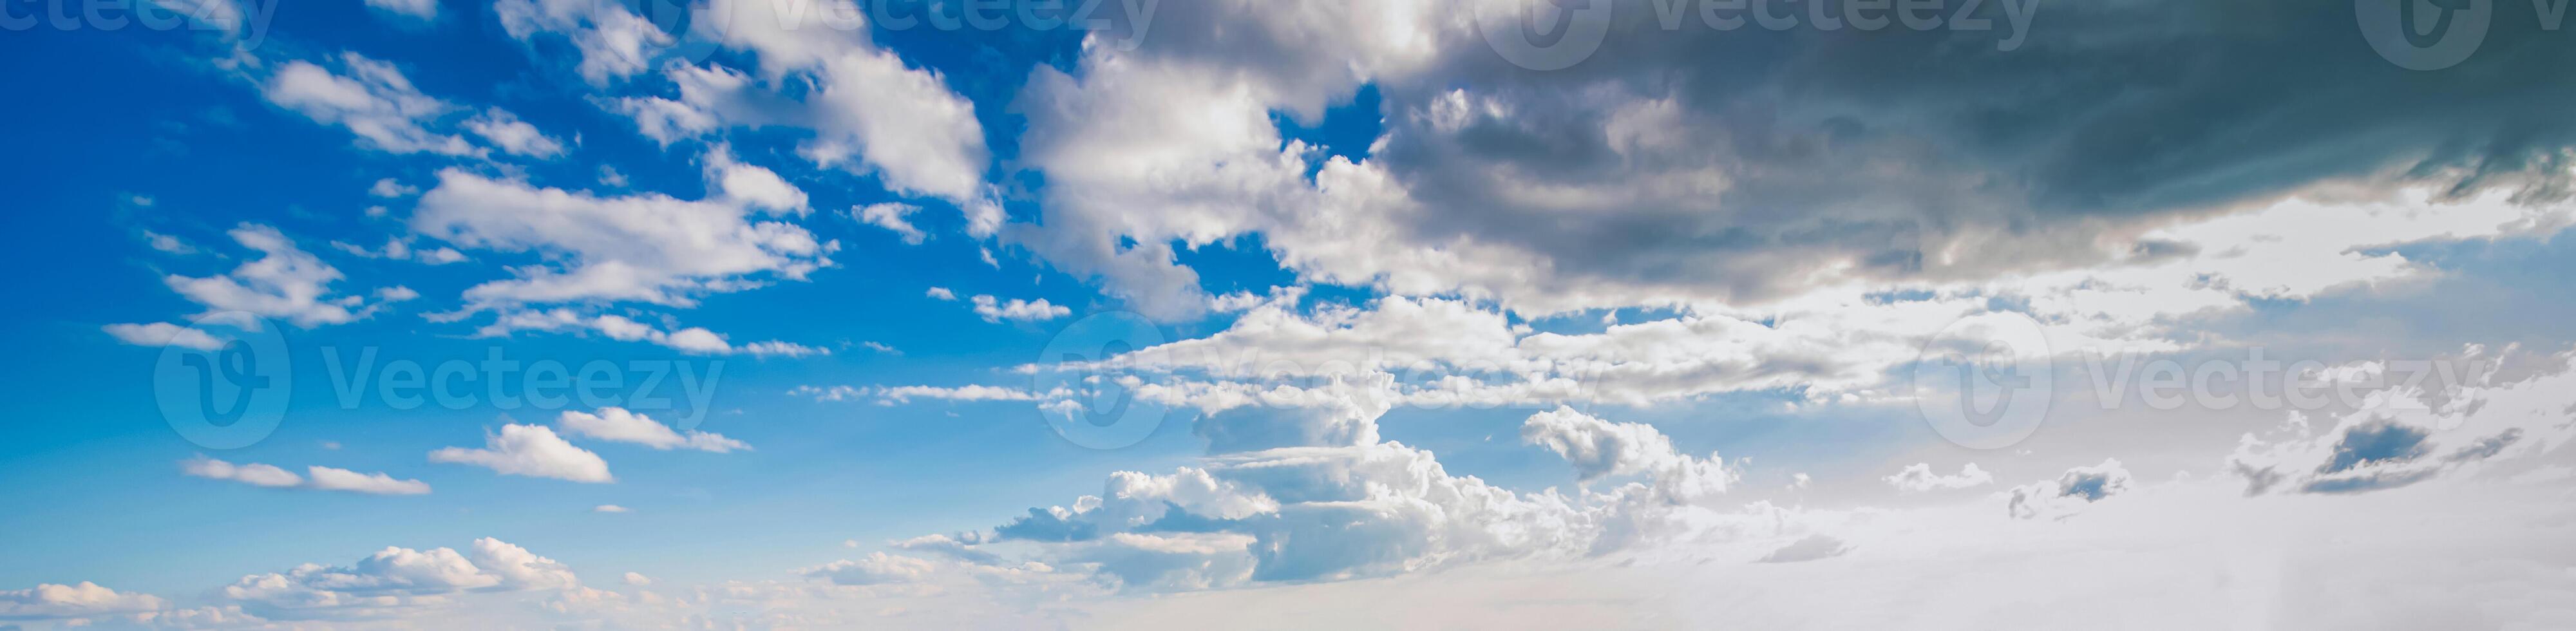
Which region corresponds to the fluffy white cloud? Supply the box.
[220,538,583,619]
[556,408,748,453]
[493,0,669,85]
[429,424,614,483]
[969,295,1070,323]
[1521,407,1731,500]
[261,52,475,156]
[0,581,167,621]
[687,0,990,204]
[1885,463,1996,493]
[412,147,831,312]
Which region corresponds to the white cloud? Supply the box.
[493,0,668,86]
[851,202,926,244]
[925,287,956,301]
[594,504,632,513]
[102,322,223,351]
[368,178,418,198]
[164,223,388,328]
[411,147,831,312]
[183,457,432,494]
[142,230,196,254]
[869,384,1051,404]
[0,581,168,621]
[969,295,1069,323]
[683,0,990,205]
[1521,407,1732,500]
[182,456,303,487]
[620,572,651,586]
[464,108,567,158]
[364,0,436,19]
[430,424,614,483]
[477,308,824,357]
[1885,463,1996,492]
[556,408,749,453]
[334,236,469,265]
[306,466,434,495]
[2227,348,2576,496]
[220,538,582,618]
[261,52,476,156]
[801,552,935,586]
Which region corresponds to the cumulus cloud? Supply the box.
[1522,407,1732,500]
[429,424,614,483]
[219,538,582,619]
[0,581,167,621]
[1885,463,1995,492]
[556,408,749,453]
[180,457,304,488]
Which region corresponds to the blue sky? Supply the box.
[5,0,2576,628]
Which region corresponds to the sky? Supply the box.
[3,0,2575,628]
